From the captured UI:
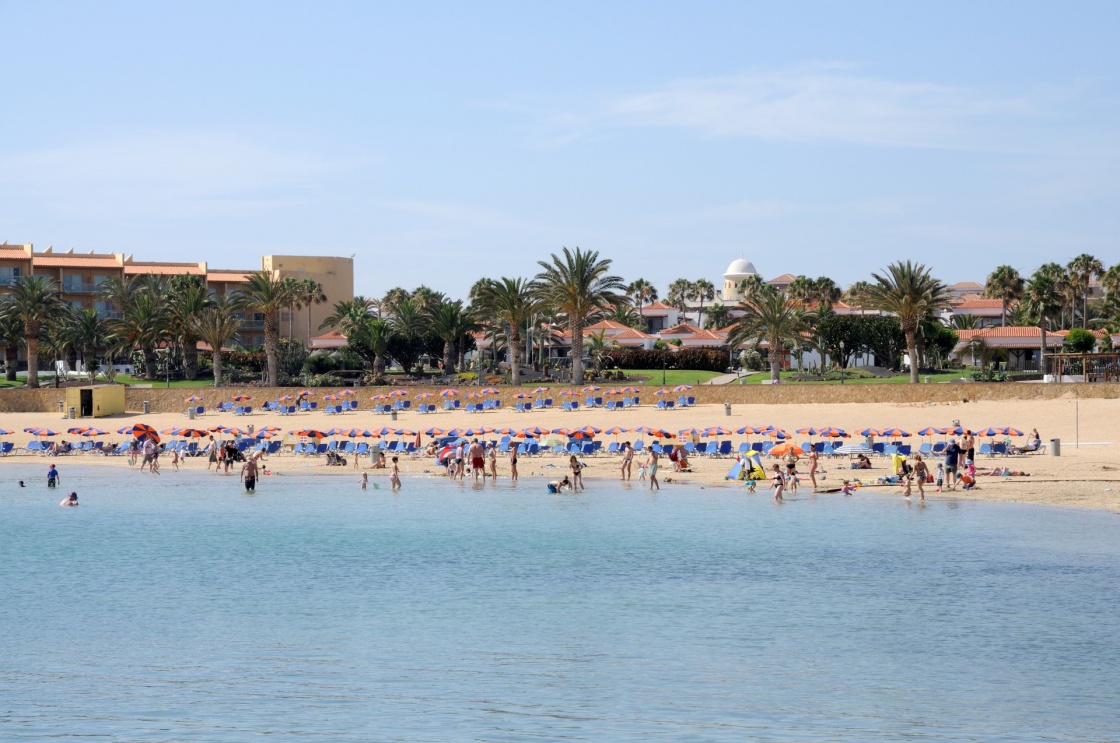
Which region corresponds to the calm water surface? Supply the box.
[2,466,1118,742]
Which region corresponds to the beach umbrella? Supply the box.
[338,389,356,397]
[559,389,577,396]
[158,427,182,436]
[253,430,277,439]
[760,427,788,439]
[769,442,805,457]
[424,427,447,437]
[295,390,314,397]
[521,426,547,436]
[69,426,93,436]
[179,428,208,438]
[654,389,671,396]
[277,395,294,402]
[703,426,731,437]
[80,427,108,438]
[481,387,499,395]
[462,427,487,436]
[879,428,911,438]
[415,392,434,400]
[371,393,390,401]
[619,386,640,394]
[491,427,516,435]
[834,442,873,456]
[735,425,758,435]
[673,384,693,392]
[388,389,407,397]
[231,394,251,402]
[465,391,483,399]
[532,387,550,394]
[999,426,1024,436]
[0,429,11,436]
[858,428,881,437]
[582,385,601,392]
[977,427,1002,437]
[126,423,160,443]
[551,427,571,436]
[514,392,533,399]
[323,394,339,402]
[569,427,597,439]
[223,427,248,437]
[371,426,399,438]
[293,429,327,439]
[395,428,416,437]
[35,428,61,438]
[439,388,460,397]
[184,395,203,403]
[678,427,703,437]
[820,427,850,438]
[341,428,373,438]
[603,388,621,396]
[603,426,629,435]
[942,426,965,435]
[208,424,230,433]
[796,427,821,436]
[916,426,940,437]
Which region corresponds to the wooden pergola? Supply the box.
[1047,353,1120,383]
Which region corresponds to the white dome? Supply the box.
[724,258,758,278]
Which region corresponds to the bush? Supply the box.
[305,373,344,387]
[456,372,478,383]
[1065,328,1096,353]
[604,348,730,372]
[305,353,341,375]
[739,349,764,371]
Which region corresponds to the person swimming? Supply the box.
[60,492,78,507]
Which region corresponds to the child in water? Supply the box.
[935,463,944,492]
[637,463,647,482]
[360,472,368,491]
[841,480,854,496]
[745,479,757,493]
[390,456,401,491]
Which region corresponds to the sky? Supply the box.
[2,1,1118,302]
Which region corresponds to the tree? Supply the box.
[113,286,171,379]
[845,280,872,306]
[605,304,641,328]
[0,307,23,382]
[167,275,212,380]
[1101,264,1120,300]
[385,295,426,374]
[190,297,242,387]
[534,247,626,385]
[1068,254,1104,327]
[474,277,540,386]
[235,272,296,386]
[584,330,616,373]
[627,278,658,331]
[984,265,1024,327]
[425,298,478,374]
[57,307,107,383]
[703,303,732,330]
[690,278,716,327]
[950,314,978,330]
[294,279,328,344]
[726,286,811,382]
[666,279,692,313]
[812,277,842,311]
[815,313,862,369]
[1066,328,1096,354]
[738,275,766,303]
[4,276,64,388]
[862,261,951,383]
[1021,269,1062,375]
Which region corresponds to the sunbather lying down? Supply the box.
[978,467,1030,476]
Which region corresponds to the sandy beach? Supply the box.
[4,397,1119,512]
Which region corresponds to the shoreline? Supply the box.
[2,398,1118,511]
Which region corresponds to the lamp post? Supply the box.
[839,341,845,384]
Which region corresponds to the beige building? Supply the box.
[0,242,353,351]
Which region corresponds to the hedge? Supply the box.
[604,348,730,372]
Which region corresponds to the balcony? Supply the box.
[62,282,98,294]
[0,275,21,286]
[239,319,265,330]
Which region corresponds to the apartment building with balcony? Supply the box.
[0,242,353,359]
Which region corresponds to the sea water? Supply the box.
[2,466,1118,742]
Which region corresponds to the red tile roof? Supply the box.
[954,299,1005,310]
[125,262,206,276]
[642,301,676,311]
[34,255,122,268]
[950,281,984,290]
[660,322,703,336]
[768,273,798,284]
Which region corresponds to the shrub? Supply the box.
[604,348,730,372]
[1065,328,1096,354]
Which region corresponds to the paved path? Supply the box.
[705,372,751,385]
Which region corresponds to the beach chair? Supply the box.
[898,444,911,456]
[25,440,45,454]
[737,442,751,455]
[632,440,644,452]
[684,442,696,455]
[607,442,619,455]
[343,441,357,454]
[517,443,528,456]
[656,400,667,411]
[528,443,540,455]
[677,396,689,408]
[992,442,1007,456]
[651,443,663,454]
[717,441,732,457]
[687,397,696,406]
[353,443,368,457]
[883,444,898,456]
[979,443,993,457]
[931,442,946,455]
[919,442,932,456]
[0,441,14,456]
[872,443,886,456]
[761,442,774,456]
[581,442,595,456]
[561,401,573,412]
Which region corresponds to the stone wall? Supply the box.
[0,381,1116,415]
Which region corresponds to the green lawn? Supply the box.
[605,369,726,387]
[99,374,216,389]
[736,370,966,385]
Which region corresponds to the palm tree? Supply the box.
[296,278,327,344]
[984,265,1024,327]
[667,279,693,313]
[235,272,296,386]
[1068,254,1104,327]
[584,330,616,373]
[534,247,626,385]
[475,277,540,386]
[627,278,658,331]
[1021,269,1062,375]
[4,276,63,388]
[167,276,212,380]
[1101,263,1120,300]
[690,278,716,327]
[58,307,107,383]
[726,286,811,383]
[845,280,872,307]
[0,306,24,382]
[862,261,951,383]
[786,276,815,307]
[738,274,767,303]
[812,277,842,311]
[703,303,732,330]
[605,304,642,328]
[385,295,426,374]
[950,314,978,330]
[113,288,171,379]
[190,297,242,387]
[425,298,478,374]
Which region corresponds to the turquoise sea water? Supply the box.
[2,466,1118,742]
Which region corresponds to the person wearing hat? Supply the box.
[943,438,961,491]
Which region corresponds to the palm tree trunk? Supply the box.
[307,306,313,348]
[5,343,17,382]
[906,330,919,383]
[509,327,521,386]
[183,338,199,380]
[768,334,781,383]
[143,348,158,380]
[212,350,223,388]
[1001,298,1007,327]
[570,316,584,385]
[25,334,39,388]
[264,313,279,386]
[443,339,456,375]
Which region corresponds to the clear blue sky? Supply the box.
[2,1,1117,301]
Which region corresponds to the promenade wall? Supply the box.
[0,382,1116,415]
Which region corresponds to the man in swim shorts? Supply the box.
[547,476,571,494]
[645,449,660,491]
[468,439,485,482]
[240,457,258,493]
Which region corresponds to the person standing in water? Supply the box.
[770,464,785,501]
[620,441,633,481]
[390,456,401,491]
[47,464,61,488]
[240,457,258,493]
[807,447,819,490]
[360,472,368,491]
[508,444,519,481]
[645,449,660,491]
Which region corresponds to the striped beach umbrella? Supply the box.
[582,385,601,392]
[678,427,703,437]
[514,392,533,399]
[388,389,408,397]
[415,392,434,400]
[231,395,251,402]
[999,426,1024,436]
[439,388,460,397]
[879,428,911,438]
[977,427,1002,437]
[703,426,731,437]
[673,384,693,392]
[796,427,821,436]
[654,389,671,396]
[916,426,940,437]
[481,387,499,395]
[603,426,629,435]
[558,389,577,397]
[371,427,399,438]
[371,393,390,400]
[184,395,203,403]
[492,427,516,435]
[858,428,881,437]
[532,387,550,394]
[424,427,447,436]
[338,389,356,397]
[619,386,640,394]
